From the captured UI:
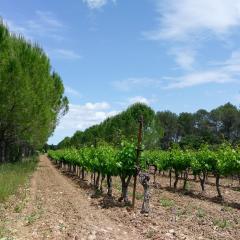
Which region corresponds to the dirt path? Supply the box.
[5,155,142,240]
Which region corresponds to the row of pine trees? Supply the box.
[0,21,68,162]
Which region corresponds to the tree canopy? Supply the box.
[0,21,68,162]
[57,102,240,150]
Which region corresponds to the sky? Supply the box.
[1,0,240,144]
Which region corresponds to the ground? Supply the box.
[1,156,240,240]
[0,156,140,240]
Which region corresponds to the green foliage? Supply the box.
[49,141,138,185]
[217,143,240,176]
[49,140,240,200]
[0,157,37,202]
[60,103,157,149]
[116,141,136,177]
[159,198,175,208]
[0,21,68,162]
[213,218,231,229]
[191,145,216,175]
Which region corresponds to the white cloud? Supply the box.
[113,51,240,90]
[234,93,240,103]
[35,11,63,28]
[165,50,240,88]
[128,96,150,105]
[65,86,81,97]
[83,102,110,110]
[145,0,240,41]
[170,48,196,70]
[166,71,234,89]
[56,102,116,132]
[48,102,117,144]
[3,10,63,40]
[112,77,162,91]
[50,49,82,60]
[82,0,116,9]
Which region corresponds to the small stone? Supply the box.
[169,229,176,235]
[165,232,174,239]
[87,234,96,240]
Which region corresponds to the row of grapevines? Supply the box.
[144,144,240,198]
[48,142,139,203]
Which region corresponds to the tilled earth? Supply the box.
[1,156,240,240]
[0,156,141,240]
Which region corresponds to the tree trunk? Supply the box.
[119,175,131,204]
[183,170,189,190]
[139,172,150,214]
[169,169,172,188]
[199,172,206,192]
[121,185,128,203]
[5,143,10,162]
[216,174,222,199]
[91,173,94,185]
[153,165,157,184]
[100,174,105,192]
[81,167,85,180]
[174,170,179,191]
[0,141,6,163]
[107,175,113,197]
[193,174,197,181]
[95,172,100,190]
[93,172,96,185]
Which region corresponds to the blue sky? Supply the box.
[2,0,240,144]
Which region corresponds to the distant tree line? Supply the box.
[57,102,240,150]
[0,21,68,162]
[58,103,157,149]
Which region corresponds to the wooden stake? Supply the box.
[132,115,143,209]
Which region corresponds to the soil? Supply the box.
[0,155,141,240]
[1,155,240,240]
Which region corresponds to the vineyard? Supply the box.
[48,143,240,207]
[1,2,240,238]
[46,143,240,239]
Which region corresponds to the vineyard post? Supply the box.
[132,115,143,209]
[93,138,97,186]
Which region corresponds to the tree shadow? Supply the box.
[97,194,131,209]
[160,186,240,210]
[53,163,92,191]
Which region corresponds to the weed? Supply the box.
[196,208,206,218]
[14,204,22,213]
[25,211,39,226]
[146,229,156,238]
[0,225,6,238]
[213,218,230,229]
[136,192,144,200]
[159,198,175,208]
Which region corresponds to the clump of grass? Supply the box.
[25,211,39,226]
[0,157,37,203]
[146,229,156,238]
[0,224,7,238]
[159,198,175,208]
[136,192,144,200]
[196,208,206,218]
[213,218,230,229]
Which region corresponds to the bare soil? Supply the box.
[1,156,240,240]
[0,156,141,240]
